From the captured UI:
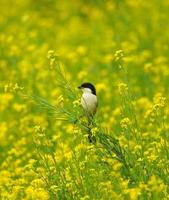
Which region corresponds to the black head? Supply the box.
[78,82,96,95]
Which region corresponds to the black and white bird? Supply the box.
[78,83,98,143]
[78,82,98,118]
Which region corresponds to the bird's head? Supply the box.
[78,82,96,95]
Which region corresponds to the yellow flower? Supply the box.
[47,50,56,59]
[31,179,45,188]
[80,195,90,200]
[12,103,26,112]
[78,70,87,80]
[76,45,87,55]
[73,99,81,107]
[129,188,141,200]
[120,117,131,129]
[25,187,49,200]
[91,127,98,135]
[114,50,124,62]
[0,170,11,185]
[50,185,60,193]
[144,62,154,73]
[103,54,114,63]
[13,83,24,92]
[96,83,106,93]
[118,83,128,95]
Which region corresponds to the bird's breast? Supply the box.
[81,93,97,115]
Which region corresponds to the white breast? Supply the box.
[81,93,97,116]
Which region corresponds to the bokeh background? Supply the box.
[0,0,169,199]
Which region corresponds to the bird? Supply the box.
[78,82,98,143]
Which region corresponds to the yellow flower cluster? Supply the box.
[0,0,169,199]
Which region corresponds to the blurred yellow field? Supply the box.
[0,0,169,199]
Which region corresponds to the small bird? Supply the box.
[78,82,98,143]
[78,82,98,118]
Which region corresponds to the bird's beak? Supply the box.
[78,86,82,89]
